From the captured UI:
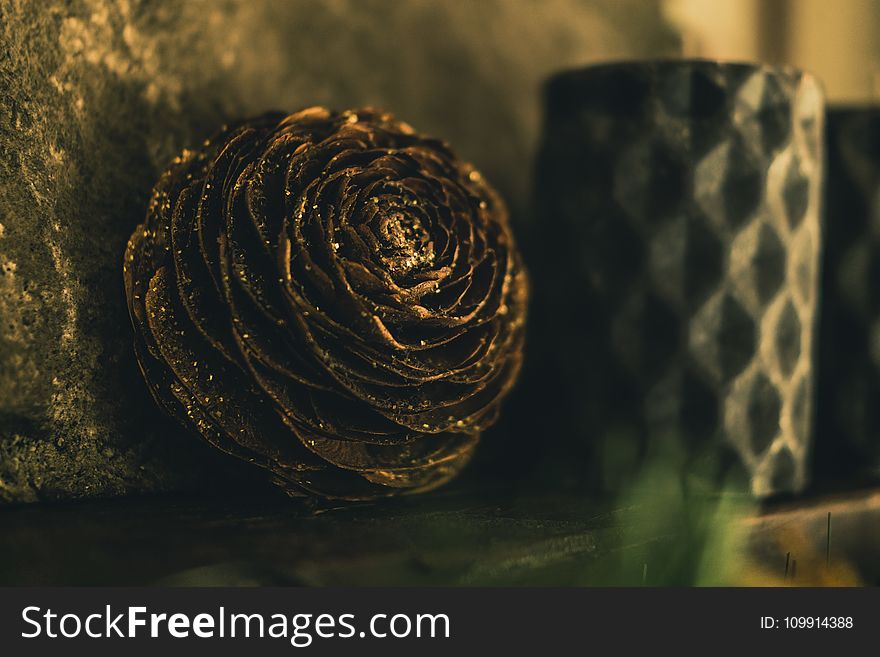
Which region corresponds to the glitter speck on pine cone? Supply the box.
[123,107,528,500]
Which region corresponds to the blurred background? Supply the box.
[665,0,880,102]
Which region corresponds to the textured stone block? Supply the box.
[814,107,880,483]
[534,61,824,497]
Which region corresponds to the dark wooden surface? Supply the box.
[2,482,876,586]
[746,487,880,585]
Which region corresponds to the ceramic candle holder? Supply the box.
[534,61,824,497]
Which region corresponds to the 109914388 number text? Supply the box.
[761,616,854,630]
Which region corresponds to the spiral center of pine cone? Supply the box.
[376,202,435,278]
[123,107,528,500]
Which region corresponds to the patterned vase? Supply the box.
[533,61,824,496]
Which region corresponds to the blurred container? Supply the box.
[533,60,824,497]
[814,107,880,485]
